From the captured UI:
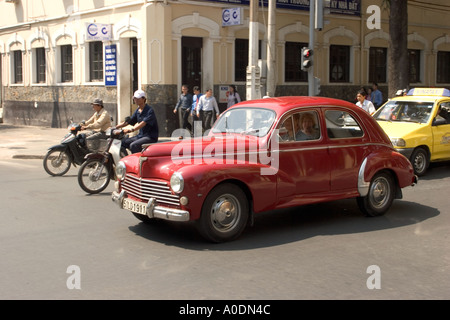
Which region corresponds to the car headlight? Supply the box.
[115,161,127,181]
[391,138,406,147]
[170,172,184,193]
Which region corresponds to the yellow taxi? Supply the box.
[373,88,450,176]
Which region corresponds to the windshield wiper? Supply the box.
[399,119,420,123]
[241,129,260,136]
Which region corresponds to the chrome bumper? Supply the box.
[112,190,190,222]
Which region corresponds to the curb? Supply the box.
[12,155,45,160]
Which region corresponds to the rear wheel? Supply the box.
[43,150,71,176]
[410,147,429,176]
[77,159,110,194]
[357,171,395,217]
[196,183,249,243]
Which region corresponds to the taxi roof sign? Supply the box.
[407,88,450,97]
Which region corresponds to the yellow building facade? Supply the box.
[0,0,449,136]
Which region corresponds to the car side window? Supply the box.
[293,111,321,141]
[437,102,450,124]
[325,110,364,139]
[278,116,295,142]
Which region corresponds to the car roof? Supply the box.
[234,96,359,114]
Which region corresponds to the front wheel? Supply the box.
[410,147,429,176]
[77,159,111,194]
[43,150,71,176]
[357,171,395,217]
[196,183,249,243]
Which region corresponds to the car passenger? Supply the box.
[295,112,320,141]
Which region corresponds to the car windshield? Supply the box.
[373,101,434,124]
[212,108,276,137]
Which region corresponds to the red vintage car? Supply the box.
[112,96,418,242]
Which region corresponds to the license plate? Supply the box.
[123,198,147,215]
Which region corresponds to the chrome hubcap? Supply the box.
[370,177,390,209]
[414,153,425,172]
[210,194,241,233]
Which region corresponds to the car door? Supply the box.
[276,109,331,205]
[431,101,450,161]
[324,108,372,192]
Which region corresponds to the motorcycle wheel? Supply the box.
[43,150,71,176]
[77,159,110,194]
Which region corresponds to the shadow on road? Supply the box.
[127,198,439,250]
[418,161,450,181]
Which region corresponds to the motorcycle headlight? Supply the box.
[115,161,127,181]
[391,138,406,147]
[170,172,184,194]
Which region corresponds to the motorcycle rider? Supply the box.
[81,98,112,149]
[116,89,159,154]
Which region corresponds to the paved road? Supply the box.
[0,158,449,301]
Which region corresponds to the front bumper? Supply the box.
[395,147,414,160]
[112,190,190,222]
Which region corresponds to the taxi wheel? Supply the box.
[357,171,395,217]
[197,183,249,243]
[410,148,429,176]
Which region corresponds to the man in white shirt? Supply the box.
[356,90,376,114]
[196,89,220,130]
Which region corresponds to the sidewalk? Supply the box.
[0,123,172,160]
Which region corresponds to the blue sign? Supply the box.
[105,44,117,86]
[222,8,243,26]
[86,23,112,41]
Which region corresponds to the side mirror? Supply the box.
[432,117,447,126]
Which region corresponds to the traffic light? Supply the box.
[301,47,313,71]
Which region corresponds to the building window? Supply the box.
[409,49,421,83]
[369,47,387,83]
[329,45,350,83]
[235,38,261,82]
[437,51,450,83]
[61,45,73,83]
[285,42,308,82]
[89,41,103,82]
[35,47,46,83]
[13,50,23,84]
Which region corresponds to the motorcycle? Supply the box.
[43,122,100,176]
[77,128,127,194]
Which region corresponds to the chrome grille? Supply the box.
[122,174,180,206]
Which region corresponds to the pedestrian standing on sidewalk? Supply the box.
[173,84,193,137]
[196,89,220,131]
[226,85,241,109]
[191,86,203,122]
[356,89,376,114]
[116,89,159,154]
[371,82,383,110]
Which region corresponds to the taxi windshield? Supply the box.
[212,108,276,137]
[373,101,434,124]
